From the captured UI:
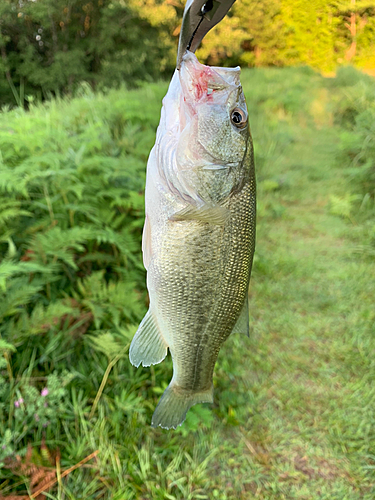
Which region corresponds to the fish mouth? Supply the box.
[179,51,241,109]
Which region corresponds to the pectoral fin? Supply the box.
[232,297,249,337]
[170,204,229,225]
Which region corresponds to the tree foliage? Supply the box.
[0,0,180,106]
[0,0,375,106]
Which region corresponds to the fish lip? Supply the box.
[181,50,241,76]
[177,52,242,133]
[179,51,241,106]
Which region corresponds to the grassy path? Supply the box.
[207,106,375,499]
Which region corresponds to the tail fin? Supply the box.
[129,309,168,367]
[151,382,214,429]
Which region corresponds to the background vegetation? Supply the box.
[0,63,374,497]
[1,0,375,106]
[1,0,375,497]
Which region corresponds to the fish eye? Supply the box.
[230,108,247,129]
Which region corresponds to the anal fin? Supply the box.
[232,297,249,337]
[129,310,168,367]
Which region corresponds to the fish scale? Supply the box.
[129,52,256,429]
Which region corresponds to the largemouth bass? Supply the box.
[130,51,256,429]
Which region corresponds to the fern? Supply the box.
[0,339,16,353]
[0,261,21,291]
[329,194,359,221]
[30,226,98,268]
[86,331,127,360]
[0,277,45,320]
[76,271,143,328]
[0,199,31,225]
[0,169,28,195]
[0,260,60,291]
[0,86,154,482]
[26,300,82,336]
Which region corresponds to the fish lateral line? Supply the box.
[201,163,229,170]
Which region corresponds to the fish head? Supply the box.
[156,51,252,208]
[169,52,251,204]
[178,51,249,167]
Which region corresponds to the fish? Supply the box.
[129,50,256,429]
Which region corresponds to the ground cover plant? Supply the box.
[0,67,374,499]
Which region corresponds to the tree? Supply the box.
[0,0,180,107]
[334,0,375,68]
[235,0,286,67]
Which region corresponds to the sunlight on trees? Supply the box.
[0,0,374,105]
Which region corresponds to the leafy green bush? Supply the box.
[331,68,375,201]
[0,82,166,325]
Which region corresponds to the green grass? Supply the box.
[0,68,374,499]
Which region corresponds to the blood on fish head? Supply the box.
[179,52,240,106]
[178,51,248,155]
[192,68,214,101]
